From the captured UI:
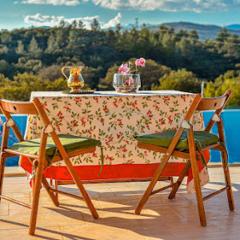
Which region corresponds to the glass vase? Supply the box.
[113,74,141,93]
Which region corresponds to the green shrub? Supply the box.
[153,69,201,93]
[204,70,240,106]
[0,73,67,101]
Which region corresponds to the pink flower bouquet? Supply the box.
[135,58,146,68]
[117,58,146,75]
[118,63,130,75]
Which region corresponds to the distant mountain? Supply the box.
[142,22,240,40]
[226,24,240,31]
[22,21,240,41]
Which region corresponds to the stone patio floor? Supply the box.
[1,166,240,240]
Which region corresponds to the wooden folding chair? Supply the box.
[0,98,102,235]
[134,90,234,226]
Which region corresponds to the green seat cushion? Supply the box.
[9,134,101,162]
[135,130,219,152]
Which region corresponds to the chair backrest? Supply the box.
[0,99,38,115]
[197,90,231,132]
[197,90,231,111]
[0,98,52,142]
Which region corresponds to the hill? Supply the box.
[145,22,240,40]
[226,24,240,31]
[0,22,239,86]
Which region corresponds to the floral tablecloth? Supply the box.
[21,91,209,191]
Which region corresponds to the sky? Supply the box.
[0,0,240,30]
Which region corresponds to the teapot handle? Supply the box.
[61,66,71,79]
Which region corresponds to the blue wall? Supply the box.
[1,111,239,166]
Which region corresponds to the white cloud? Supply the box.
[21,0,81,6]
[19,0,240,12]
[25,13,61,27]
[102,12,121,29]
[91,0,239,12]
[93,0,122,9]
[24,13,122,29]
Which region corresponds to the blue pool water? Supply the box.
[1,110,239,166]
[204,110,240,163]
[0,115,27,166]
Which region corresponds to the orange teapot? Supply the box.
[61,66,85,93]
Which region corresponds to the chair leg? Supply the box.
[220,147,235,211]
[64,158,99,219]
[135,153,171,215]
[49,179,59,203]
[168,161,191,200]
[188,129,206,227]
[55,180,59,203]
[29,161,44,235]
[0,124,9,203]
[0,154,6,202]
[42,177,59,207]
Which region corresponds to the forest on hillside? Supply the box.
[0,20,240,105]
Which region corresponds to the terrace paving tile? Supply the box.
[0,167,240,239]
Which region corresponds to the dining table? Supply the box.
[20,90,210,192]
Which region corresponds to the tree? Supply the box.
[176,37,192,58]
[15,58,42,73]
[0,44,8,54]
[16,40,25,54]
[204,70,240,106]
[189,30,199,41]
[154,69,201,93]
[46,34,59,53]
[28,36,41,53]
[91,18,101,31]
[115,23,122,33]
[0,73,67,101]
[38,65,62,81]
[0,30,12,44]
[55,28,67,49]
[78,20,85,29]
[216,28,231,42]
[221,35,240,58]
[81,66,102,89]
[67,29,81,51]
[98,65,118,90]
[59,20,66,28]
[0,60,9,75]
[138,59,171,89]
[71,20,78,29]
